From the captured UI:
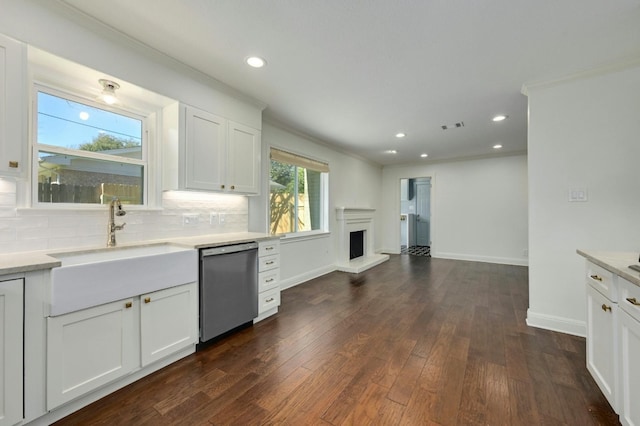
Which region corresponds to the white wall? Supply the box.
[526,64,640,336]
[251,121,383,288]
[381,155,529,266]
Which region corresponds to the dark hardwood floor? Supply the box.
[54,255,619,425]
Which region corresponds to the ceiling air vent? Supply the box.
[441,121,464,130]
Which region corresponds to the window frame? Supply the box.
[269,147,329,238]
[31,84,149,209]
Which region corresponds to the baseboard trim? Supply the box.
[432,251,529,266]
[526,309,586,337]
[279,264,336,291]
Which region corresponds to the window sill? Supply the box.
[279,231,331,244]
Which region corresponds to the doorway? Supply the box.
[400,177,431,256]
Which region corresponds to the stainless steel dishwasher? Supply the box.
[199,242,258,343]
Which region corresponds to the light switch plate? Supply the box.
[568,188,588,202]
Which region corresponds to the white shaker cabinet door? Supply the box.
[47,298,138,410]
[227,121,260,194]
[0,33,25,178]
[0,278,23,426]
[619,309,640,426]
[586,284,618,411]
[140,283,198,367]
[184,106,226,191]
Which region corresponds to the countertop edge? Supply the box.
[577,249,640,287]
[0,232,279,276]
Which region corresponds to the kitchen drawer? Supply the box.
[259,240,280,256]
[619,277,640,322]
[259,269,279,293]
[259,254,279,272]
[587,262,617,302]
[258,288,280,314]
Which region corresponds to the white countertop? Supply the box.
[0,232,276,276]
[577,250,640,287]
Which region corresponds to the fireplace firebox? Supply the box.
[350,230,364,260]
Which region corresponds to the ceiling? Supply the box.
[60,0,640,166]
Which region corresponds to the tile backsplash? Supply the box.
[0,178,249,254]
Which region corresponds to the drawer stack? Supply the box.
[256,239,281,322]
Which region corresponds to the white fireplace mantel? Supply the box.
[335,207,389,273]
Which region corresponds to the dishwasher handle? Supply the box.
[201,242,258,257]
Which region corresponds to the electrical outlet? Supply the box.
[209,212,218,226]
[182,213,199,225]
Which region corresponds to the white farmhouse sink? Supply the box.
[49,243,197,316]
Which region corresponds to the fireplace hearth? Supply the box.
[335,207,389,273]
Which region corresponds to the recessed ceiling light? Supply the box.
[493,144,503,149]
[246,56,267,68]
[395,132,406,138]
[420,153,428,158]
[79,111,89,121]
[492,115,508,122]
[385,150,397,154]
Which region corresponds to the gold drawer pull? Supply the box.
[230,185,235,190]
[266,278,274,283]
[265,261,274,265]
[266,247,274,251]
[144,297,151,304]
[626,297,640,306]
[9,161,18,168]
[220,184,225,189]
[125,302,132,308]
[590,274,603,282]
[601,304,612,312]
[265,297,274,303]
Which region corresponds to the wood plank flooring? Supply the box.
[54,255,619,425]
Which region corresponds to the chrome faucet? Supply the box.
[107,197,126,247]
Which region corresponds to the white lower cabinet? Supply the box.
[618,277,640,426]
[255,239,281,322]
[140,283,198,366]
[0,278,23,426]
[47,282,198,410]
[586,283,618,410]
[47,298,138,410]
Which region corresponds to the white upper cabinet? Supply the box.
[163,103,261,195]
[0,33,26,177]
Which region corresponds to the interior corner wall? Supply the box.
[526,65,640,336]
[381,155,528,265]
[257,122,383,288]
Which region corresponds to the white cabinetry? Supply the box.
[47,298,138,409]
[0,278,23,426]
[0,33,25,177]
[47,282,198,410]
[140,283,198,366]
[586,280,618,410]
[255,239,281,322]
[618,277,640,426]
[165,104,261,194]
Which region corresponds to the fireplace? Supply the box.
[335,207,389,273]
[350,230,365,260]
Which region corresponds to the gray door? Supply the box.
[415,180,431,246]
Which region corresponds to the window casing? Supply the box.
[269,148,328,236]
[33,86,148,207]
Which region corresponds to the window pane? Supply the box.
[37,151,143,204]
[269,160,295,234]
[37,91,143,159]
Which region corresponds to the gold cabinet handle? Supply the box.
[266,278,274,283]
[266,297,274,303]
[230,185,235,190]
[144,297,151,304]
[601,304,612,312]
[265,261,274,265]
[125,302,132,308]
[221,184,225,189]
[590,274,603,282]
[626,297,640,306]
[9,161,18,168]
[266,246,274,251]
